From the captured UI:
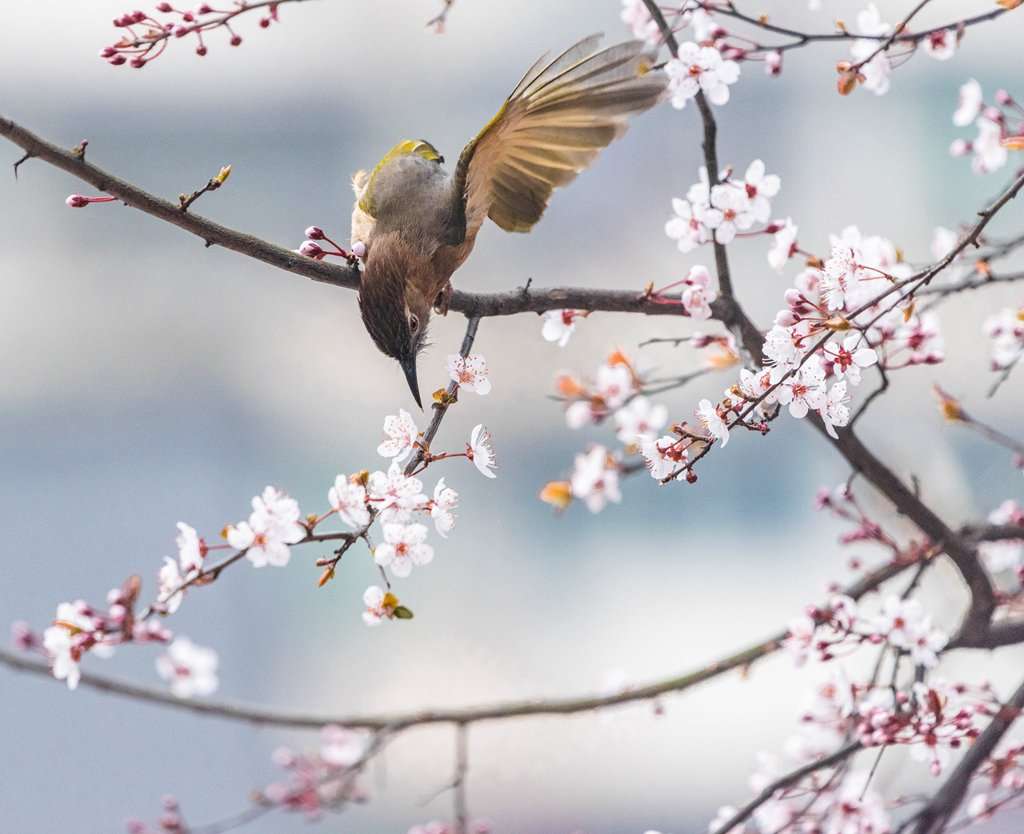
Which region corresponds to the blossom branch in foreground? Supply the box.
[101,1,307,68]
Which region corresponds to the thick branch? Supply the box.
[0,115,736,323]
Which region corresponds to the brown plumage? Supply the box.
[353,35,668,406]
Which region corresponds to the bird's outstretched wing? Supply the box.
[449,35,666,240]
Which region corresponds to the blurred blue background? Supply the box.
[1,1,1022,832]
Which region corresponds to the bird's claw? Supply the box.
[433,281,453,316]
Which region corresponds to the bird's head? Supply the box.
[358,235,434,409]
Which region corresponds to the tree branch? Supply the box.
[0,553,921,731]
[0,114,736,323]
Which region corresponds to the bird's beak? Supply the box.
[400,356,423,410]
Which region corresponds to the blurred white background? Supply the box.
[1,1,1022,832]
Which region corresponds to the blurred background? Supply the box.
[1,1,1023,832]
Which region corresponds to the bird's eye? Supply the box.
[409,314,420,333]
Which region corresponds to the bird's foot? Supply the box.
[433,281,453,316]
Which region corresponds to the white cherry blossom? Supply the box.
[377,409,419,463]
[468,424,497,479]
[614,396,669,445]
[447,353,491,395]
[430,478,458,537]
[741,159,780,223]
[666,43,740,109]
[696,399,730,447]
[374,523,434,578]
[156,637,219,698]
[328,474,371,529]
[570,446,622,513]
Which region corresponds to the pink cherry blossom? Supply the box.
[615,396,669,445]
[680,264,718,320]
[696,399,730,447]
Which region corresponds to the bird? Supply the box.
[351,35,668,407]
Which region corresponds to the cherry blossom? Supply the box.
[641,436,686,481]
[978,500,1023,573]
[820,381,851,439]
[571,446,622,513]
[930,225,959,261]
[615,396,669,445]
[972,116,1009,174]
[665,197,711,253]
[175,522,205,575]
[954,79,983,127]
[43,601,103,690]
[983,308,1024,370]
[377,409,420,463]
[619,0,660,45]
[328,474,371,529]
[696,399,729,447]
[871,596,948,668]
[447,353,491,395]
[768,218,798,271]
[665,43,740,109]
[320,724,367,767]
[924,28,958,62]
[468,424,498,479]
[820,245,865,311]
[701,184,754,244]
[362,585,399,625]
[777,357,827,419]
[850,4,892,96]
[680,264,719,320]
[430,477,458,537]
[374,523,434,578]
[541,310,580,346]
[155,637,219,698]
[157,557,187,614]
[227,487,306,568]
[741,159,781,223]
[824,335,878,385]
[367,463,428,522]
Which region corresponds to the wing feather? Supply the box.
[450,36,666,238]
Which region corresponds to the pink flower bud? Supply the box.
[299,240,324,258]
[10,620,36,650]
[765,50,783,77]
[352,241,367,259]
[198,2,212,12]
[173,25,187,37]
[161,795,179,811]
[996,89,1013,106]
[230,34,242,46]
[949,139,970,157]
[775,310,799,327]
[195,45,207,56]
[100,46,117,58]
[66,194,90,208]
[130,57,146,68]
[182,12,195,22]
[983,106,1003,123]
[156,1,173,10]
[259,17,270,28]
[304,226,324,240]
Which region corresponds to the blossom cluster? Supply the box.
[101,2,286,68]
[16,353,499,694]
[665,160,780,252]
[983,307,1024,372]
[259,725,370,818]
[950,80,1023,175]
[783,593,949,669]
